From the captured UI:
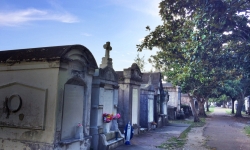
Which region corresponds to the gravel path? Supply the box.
[183,107,250,150]
[203,107,250,150]
[183,126,208,150]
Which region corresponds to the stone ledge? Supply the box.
[59,136,92,145]
[106,137,124,150]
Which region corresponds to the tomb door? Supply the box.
[148,99,154,122]
[103,89,113,133]
[132,88,139,125]
[61,84,84,140]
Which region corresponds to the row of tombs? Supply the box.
[0,42,172,150]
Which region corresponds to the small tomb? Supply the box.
[90,42,124,150]
[141,72,168,127]
[163,83,181,120]
[116,63,142,135]
[0,45,97,150]
[140,74,155,130]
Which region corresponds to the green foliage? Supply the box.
[134,53,147,72]
[209,94,228,102]
[137,0,250,116]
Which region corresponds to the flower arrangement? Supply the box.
[113,113,121,119]
[103,113,113,123]
[103,113,121,123]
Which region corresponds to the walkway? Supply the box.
[115,123,190,150]
[115,107,250,150]
[203,107,250,150]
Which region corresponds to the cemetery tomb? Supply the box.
[140,74,155,130]
[0,45,97,150]
[90,42,124,150]
[141,72,168,127]
[163,83,181,120]
[116,63,142,135]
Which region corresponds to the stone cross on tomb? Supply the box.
[103,42,112,59]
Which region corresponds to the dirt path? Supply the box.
[183,107,250,150]
[204,107,250,150]
[183,127,208,150]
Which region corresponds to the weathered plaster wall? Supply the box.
[0,61,59,149]
[117,83,131,128]
[181,94,190,105]
[57,60,94,137]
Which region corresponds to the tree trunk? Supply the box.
[206,99,209,112]
[232,98,235,114]
[188,94,200,122]
[198,98,207,117]
[222,101,226,108]
[235,95,244,117]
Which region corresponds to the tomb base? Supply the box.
[99,131,124,150]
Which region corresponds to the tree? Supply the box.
[134,53,147,72]
[219,79,243,114]
[137,0,250,121]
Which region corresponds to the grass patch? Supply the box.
[225,109,232,114]
[206,106,215,115]
[225,109,246,116]
[244,126,250,136]
[158,117,206,149]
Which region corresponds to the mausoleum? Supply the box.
[163,82,181,120]
[140,74,155,130]
[141,72,168,127]
[0,45,97,150]
[90,42,124,150]
[116,63,142,135]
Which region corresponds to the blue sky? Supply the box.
[0,0,162,71]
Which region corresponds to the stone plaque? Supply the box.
[0,82,47,130]
[148,99,154,122]
[103,89,113,114]
[61,84,84,140]
[132,88,138,125]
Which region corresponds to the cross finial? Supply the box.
[103,41,112,58]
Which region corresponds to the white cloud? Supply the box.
[81,33,92,37]
[0,8,79,27]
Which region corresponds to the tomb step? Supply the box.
[106,137,124,150]
[99,132,124,150]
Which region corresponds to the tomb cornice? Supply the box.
[0,61,60,71]
[0,44,98,70]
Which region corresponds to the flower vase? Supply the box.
[103,122,110,133]
[75,125,84,140]
[110,119,118,131]
[152,125,156,130]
